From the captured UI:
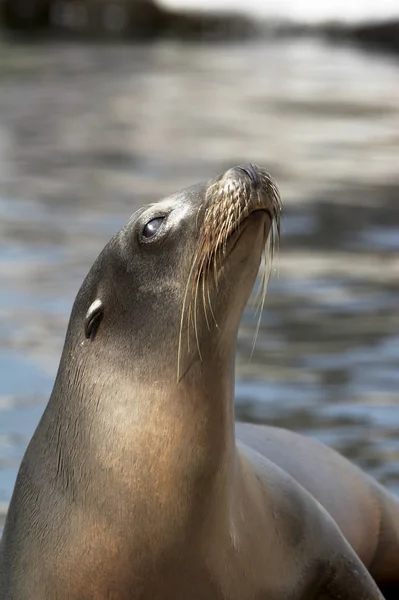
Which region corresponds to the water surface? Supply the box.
[1,36,399,525]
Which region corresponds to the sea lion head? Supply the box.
[63,164,281,384]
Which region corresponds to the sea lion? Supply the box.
[1,164,398,599]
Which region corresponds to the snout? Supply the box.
[212,163,281,223]
[234,163,260,186]
[221,163,261,188]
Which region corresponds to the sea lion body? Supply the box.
[236,423,399,591]
[1,165,398,599]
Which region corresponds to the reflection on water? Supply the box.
[0,35,399,524]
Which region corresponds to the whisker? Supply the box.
[177,247,203,382]
[207,282,218,328]
[251,235,273,359]
[178,166,282,380]
[193,268,203,363]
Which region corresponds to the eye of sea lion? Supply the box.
[142,216,165,240]
[84,299,104,340]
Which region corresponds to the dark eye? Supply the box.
[142,217,164,239]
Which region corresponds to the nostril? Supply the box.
[236,164,259,186]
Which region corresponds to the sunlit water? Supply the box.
[0,35,399,526]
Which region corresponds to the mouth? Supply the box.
[226,207,273,257]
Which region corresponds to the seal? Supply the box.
[1,164,398,599]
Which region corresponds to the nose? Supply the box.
[234,163,260,186]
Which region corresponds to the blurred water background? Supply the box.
[1,0,399,527]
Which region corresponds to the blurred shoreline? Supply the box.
[0,1,399,54]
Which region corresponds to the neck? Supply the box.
[24,333,240,593]
[177,349,237,476]
[47,336,238,519]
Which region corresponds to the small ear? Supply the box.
[85,299,104,340]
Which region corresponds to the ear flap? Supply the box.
[85,299,104,340]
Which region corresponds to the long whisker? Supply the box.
[177,246,202,382]
[207,281,218,328]
[251,233,273,359]
[204,249,220,329]
[193,260,203,364]
[202,268,211,331]
[252,263,265,317]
